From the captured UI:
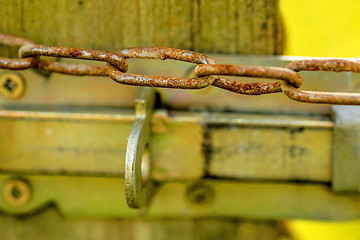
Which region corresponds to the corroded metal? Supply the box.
[36,60,109,76]
[211,78,282,95]
[117,47,215,64]
[1,32,360,105]
[0,33,34,47]
[286,59,360,72]
[108,64,216,89]
[110,47,216,89]
[283,59,360,104]
[0,33,38,70]
[195,64,303,95]
[195,64,303,87]
[19,44,128,73]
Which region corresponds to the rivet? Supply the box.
[2,178,32,207]
[186,182,215,206]
[0,73,26,100]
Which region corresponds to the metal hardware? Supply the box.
[0,107,333,182]
[0,33,38,70]
[0,32,360,218]
[194,64,302,95]
[109,47,216,89]
[1,33,360,105]
[0,174,358,220]
[2,178,32,207]
[1,56,357,115]
[0,105,357,219]
[186,182,215,206]
[125,88,156,208]
[19,44,128,74]
[282,59,360,104]
[331,105,360,192]
[0,73,26,99]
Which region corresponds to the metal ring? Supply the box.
[108,47,216,89]
[194,64,303,95]
[0,33,38,70]
[35,60,109,76]
[283,59,360,104]
[18,44,128,74]
[125,88,155,209]
[117,47,215,64]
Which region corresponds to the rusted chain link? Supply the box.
[1,33,360,105]
[19,44,128,74]
[110,47,216,89]
[195,64,303,95]
[282,59,360,104]
[0,33,38,70]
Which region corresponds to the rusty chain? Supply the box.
[1,33,360,105]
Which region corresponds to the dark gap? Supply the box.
[202,123,212,177]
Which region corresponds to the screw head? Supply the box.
[0,73,26,100]
[186,182,215,206]
[2,178,32,207]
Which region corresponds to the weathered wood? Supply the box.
[0,208,281,240]
[0,0,283,56]
[209,125,332,181]
[0,2,288,239]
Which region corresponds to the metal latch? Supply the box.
[0,55,360,220]
[331,106,360,192]
[125,88,155,208]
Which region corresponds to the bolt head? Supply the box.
[186,182,215,206]
[2,178,32,207]
[0,73,26,100]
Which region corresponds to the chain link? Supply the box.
[1,33,360,105]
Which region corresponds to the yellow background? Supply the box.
[280,0,360,239]
[280,0,360,57]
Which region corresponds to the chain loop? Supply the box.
[117,47,215,64]
[109,47,216,89]
[19,44,128,74]
[282,59,360,104]
[195,64,303,95]
[0,33,38,70]
[1,33,360,105]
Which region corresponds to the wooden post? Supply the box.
[0,1,287,239]
[0,0,283,56]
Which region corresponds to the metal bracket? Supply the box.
[125,88,156,208]
[331,105,360,192]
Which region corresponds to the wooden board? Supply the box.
[0,0,283,56]
[0,207,280,240]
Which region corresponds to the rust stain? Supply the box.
[283,59,360,104]
[117,47,215,64]
[36,60,109,76]
[110,47,216,89]
[1,32,360,105]
[212,77,282,95]
[19,44,128,73]
[108,64,215,89]
[195,64,303,88]
[0,57,37,70]
[194,64,303,95]
[286,59,360,73]
[0,33,38,70]
[0,33,34,47]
